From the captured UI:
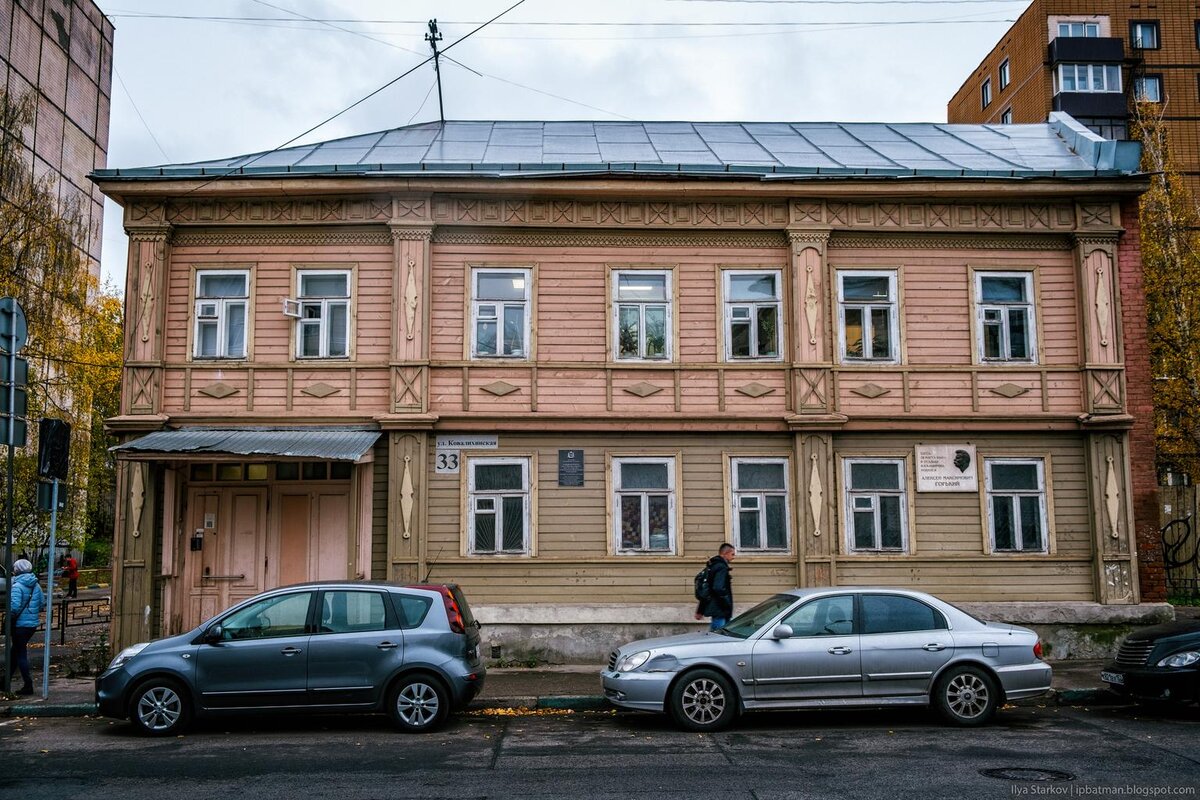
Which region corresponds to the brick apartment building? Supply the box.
[948,1,1200,198]
[1,0,113,280]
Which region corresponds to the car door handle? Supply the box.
[376,641,399,651]
[280,646,303,656]
[923,644,946,652]
[827,646,852,655]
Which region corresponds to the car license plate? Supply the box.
[1100,671,1124,686]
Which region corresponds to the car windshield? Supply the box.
[716,594,798,639]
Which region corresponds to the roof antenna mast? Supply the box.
[425,19,445,125]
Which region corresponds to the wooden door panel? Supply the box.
[316,492,350,581]
[278,493,311,586]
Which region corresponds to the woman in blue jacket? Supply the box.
[8,558,44,695]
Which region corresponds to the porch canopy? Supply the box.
[112,426,381,462]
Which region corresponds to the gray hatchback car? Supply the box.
[603,587,1050,730]
[96,582,484,735]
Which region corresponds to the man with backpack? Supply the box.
[693,543,735,630]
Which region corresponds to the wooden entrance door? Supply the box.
[274,488,351,586]
[186,488,267,627]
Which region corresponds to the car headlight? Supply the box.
[107,642,149,670]
[1157,651,1200,668]
[616,650,651,672]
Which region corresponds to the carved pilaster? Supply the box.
[111,460,160,649]
[389,199,433,369]
[1087,433,1138,604]
[1072,232,1122,369]
[797,432,837,588]
[123,219,173,416]
[388,433,428,584]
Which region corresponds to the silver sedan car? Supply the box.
[602,587,1050,731]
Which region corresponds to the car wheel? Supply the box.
[935,665,998,726]
[669,669,737,732]
[129,678,191,736]
[388,674,449,733]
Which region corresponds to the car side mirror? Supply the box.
[771,624,793,640]
[204,624,224,643]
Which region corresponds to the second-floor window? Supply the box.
[614,270,671,361]
[724,270,781,360]
[976,273,1036,363]
[981,77,992,109]
[1055,64,1121,94]
[472,268,530,358]
[999,59,1010,91]
[1135,75,1163,103]
[288,271,350,359]
[1130,20,1159,50]
[838,271,898,364]
[194,270,248,359]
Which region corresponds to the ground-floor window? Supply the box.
[985,458,1048,553]
[468,457,531,555]
[843,458,908,553]
[612,456,676,553]
[730,457,790,551]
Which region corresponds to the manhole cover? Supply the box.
[980,768,1076,783]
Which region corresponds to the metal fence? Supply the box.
[1159,485,1200,598]
[0,596,110,644]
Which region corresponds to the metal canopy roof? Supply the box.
[91,113,1141,183]
[112,427,381,462]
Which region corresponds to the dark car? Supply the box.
[96,582,484,736]
[1101,620,1200,706]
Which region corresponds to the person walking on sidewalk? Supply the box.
[694,543,735,631]
[8,558,45,695]
[59,554,79,599]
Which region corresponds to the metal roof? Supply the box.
[91,113,1141,183]
[112,427,381,462]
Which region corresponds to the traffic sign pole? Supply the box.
[41,479,58,699]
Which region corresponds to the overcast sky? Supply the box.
[93,0,1030,290]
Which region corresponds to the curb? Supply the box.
[2,702,97,718]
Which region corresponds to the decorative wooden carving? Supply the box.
[850,383,889,399]
[404,258,419,341]
[433,229,785,249]
[400,455,414,541]
[1104,561,1133,602]
[1104,455,1121,540]
[198,382,238,399]
[433,198,790,228]
[804,268,819,346]
[990,383,1030,398]
[735,382,774,398]
[164,198,391,225]
[808,454,823,537]
[129,367,159,413]
[173,230,391,247]
[301,383,339,398]
[1090,370,1123,410]
[832,233,1071,251]
[1094,259,1112,348]
[624,381,664,398]
[797,369,829,410]
[394,367,423,410]
[481,381,520,397]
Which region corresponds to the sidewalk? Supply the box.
[0,659,1120,718]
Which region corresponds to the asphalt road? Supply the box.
[1,703,1197,799]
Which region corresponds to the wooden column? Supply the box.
[787,226,833,414]
[1085,432,1139,604]
[111,461,160,649]
[796,432,837,588]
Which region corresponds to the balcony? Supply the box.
[1052,92,1128,118]
[1049,37,1125,64]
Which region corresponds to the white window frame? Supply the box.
[1130,21,1159,50]
[1134,75,1163,103]
[467,457,531,555]
[612,269,673,362]
[981,77,992,109]
[843,458,909,554]
[193,269,249,360]
[612,456,677,554]
[1055,63,1122,94]
[1000,107,1013,125]
[837,270,899,364]
[1057,22,1099,38]
[471,267,531,359]
[984,458,1049,554]
[999,59,1010,91]
[288,269,351,359]
[722,270,783,362]
[730,457,790,552]
[975,272,1037,364]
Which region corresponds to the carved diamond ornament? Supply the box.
[480,381,519,397]
[990,383,1029,399]
[735,382,774,398]
[624,381,664,398]
[301,382,339,398]
[198,382,237,399]
[850,383,889,399]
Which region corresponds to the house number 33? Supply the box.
[435,452,460,473]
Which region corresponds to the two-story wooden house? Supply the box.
[93,114,1166,657]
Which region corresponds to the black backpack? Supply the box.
[694,563,713,602]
